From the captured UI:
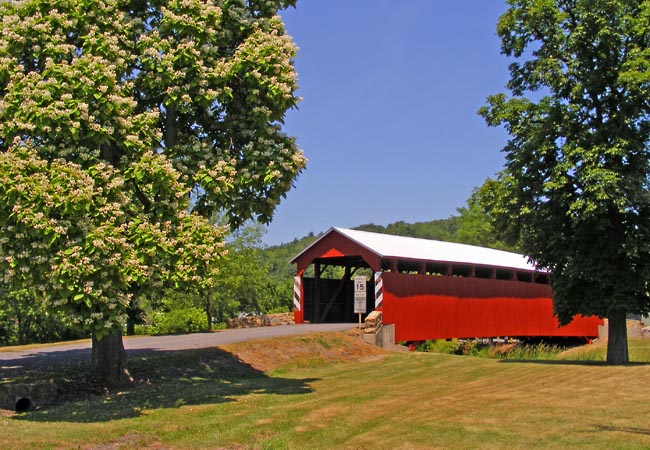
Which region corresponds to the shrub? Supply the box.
[415,339,560,359]
[149,307,206,335]
[457,340,482,356]
[497,343,564,360]
[416,339,462,354]
[265,305,291,315]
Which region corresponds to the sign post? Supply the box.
[353,276,367,328]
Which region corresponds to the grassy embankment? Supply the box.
[2,333,650,449]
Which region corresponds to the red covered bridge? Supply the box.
[291,227,602,343]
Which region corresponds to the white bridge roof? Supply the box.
[303,227,540,272]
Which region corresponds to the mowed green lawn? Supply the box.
[2,336,650,450]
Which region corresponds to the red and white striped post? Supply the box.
[374,272,383,310]
[293,275,303,323]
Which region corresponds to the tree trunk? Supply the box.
[606,310,629,364]
[166,103,178,148]
[125,287,141,336]
[126,315,136,336]
[16,314,26,346]
[205,296,212,331]
[91,329,133,387]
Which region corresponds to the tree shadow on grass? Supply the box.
[593,424,650,436]
[3,347,318,423]
[497,359,650,366]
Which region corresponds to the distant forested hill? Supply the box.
[263,231,323,280]
[355,217,461,242]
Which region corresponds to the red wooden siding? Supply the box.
[381,272,601,341]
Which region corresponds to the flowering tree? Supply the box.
[0,0,305,385]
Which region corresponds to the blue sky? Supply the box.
[264,2,512,245]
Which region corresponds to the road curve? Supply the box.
[0,323,357,364]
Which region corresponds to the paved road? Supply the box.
[0,323,357,368]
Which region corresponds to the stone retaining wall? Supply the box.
[0,381,57,411]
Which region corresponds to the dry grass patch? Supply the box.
[80,432,167,450]
[219,329,388,372]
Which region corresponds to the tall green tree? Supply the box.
[211,223,292,322]
[480,0,650,364]
[0,0,305,385]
